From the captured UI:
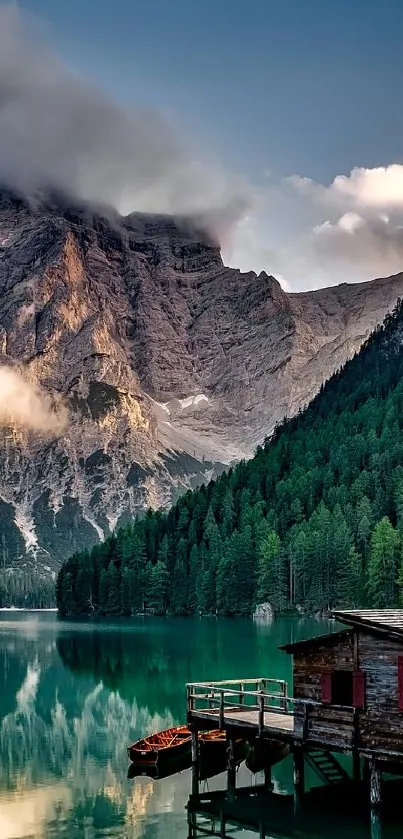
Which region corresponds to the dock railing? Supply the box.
[187,678,292,733]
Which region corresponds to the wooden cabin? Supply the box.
[281,609,403,761]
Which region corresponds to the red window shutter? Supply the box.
[352,670,366,709]
[398,657,403,711]
[321,672,332,704]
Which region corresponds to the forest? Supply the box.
[57,299,403,617]
[0,569,55,609]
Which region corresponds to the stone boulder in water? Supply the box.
[253,603,274,622]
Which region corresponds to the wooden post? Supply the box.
[353,751,361,783]
[220,812,226,838]
[264,763,272,792]
[363,756,370,788]
[258,693,265,736]
[369,758,382,811]
[187,810,197,839]
[226,735,236,801]
[293,745,305,800]
[191,728,199,797]
[219,690,225,729]
[370,809,383,839]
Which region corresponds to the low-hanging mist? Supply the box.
[0,366,67,435]
[0,4,251,238]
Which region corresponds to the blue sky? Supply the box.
[13,0,403,289]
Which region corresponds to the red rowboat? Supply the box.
[127,725,248,771]
[127,725,191,765]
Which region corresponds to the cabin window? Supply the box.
[331,670,353,706]
[321,670,366,708]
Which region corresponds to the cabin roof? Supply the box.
[279,628,351,653]
[280,611,403,654]
[333,609,403,639]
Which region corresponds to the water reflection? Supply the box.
[0,614,399,839]
[0,619,186,838]
[187,786,403,839]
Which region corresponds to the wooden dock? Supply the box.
[187,678,294,732]
[185,613,403,833]
[193,706,295,737]
[187,678,295,739]
[186,674,403,818]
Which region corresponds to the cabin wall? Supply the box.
[291,628,403,755]
[293,632,355,748]
[357,630,403,754]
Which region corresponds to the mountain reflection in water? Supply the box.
[1,613,401,839]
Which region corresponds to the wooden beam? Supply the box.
[370,810,382,839]
[293,745,305,799]
[264,764,272,792]
[226,735,236,801]
[191,728,199,797]
[353,629,359,669]
[369,758,382,810]
[353,751,361,783]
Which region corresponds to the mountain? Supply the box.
[1,188,403,579]
[57,300,403,617]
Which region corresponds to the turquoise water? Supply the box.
[0,613,400,838]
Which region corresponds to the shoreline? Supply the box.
[0,607,58,612]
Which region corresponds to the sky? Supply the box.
[6,0,403,290]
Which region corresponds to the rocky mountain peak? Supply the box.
[0,187,402,575]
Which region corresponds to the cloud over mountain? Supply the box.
[243,165,403,290]
[0,366,67,434]
[0,4,251,234]
[288,165,403,213]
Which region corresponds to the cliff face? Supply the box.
[0,189,402,572]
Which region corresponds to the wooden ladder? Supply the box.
[305,748,350,785]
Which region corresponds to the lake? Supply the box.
[0,612,400,839]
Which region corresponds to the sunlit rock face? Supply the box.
[1,188,403,572]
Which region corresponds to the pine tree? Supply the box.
[121,566,133,615]
[367,517,400,607]
[99,569,108,613]
[173,538,188,615]
[337,545,364,607]
[221,489,234,538]
[216,540,237,615]
[149,561,169,614]
[188,544,200,613]
[59,570,75,615]
[257,528,284,609]
[106,562,122,614]
[235,525,256,614]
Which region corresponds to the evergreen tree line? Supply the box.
[0,569,55,609]
[57,300,403,617]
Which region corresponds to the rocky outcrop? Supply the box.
[253,603,274,622]
[0,188,402,573]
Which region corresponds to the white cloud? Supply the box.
[265,164,403,289]
[331,165,403,210]
[307,213,403,277]
[0,4,253,235]
[0,366,67,435]
[0,6,401,293]
[335,212,364,233]
[287,164,403,214]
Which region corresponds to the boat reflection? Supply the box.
[127,744,249,784]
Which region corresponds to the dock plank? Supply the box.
[189,707,294,737]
